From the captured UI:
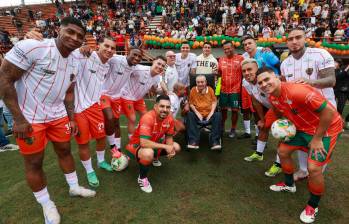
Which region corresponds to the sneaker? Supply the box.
[269,182,296,193]
[0,143,19,152]
[265,164,282,177]
[138,176,152,193]
[228,129,236,138]
[86,171,99,187]
[237,132,251,139]
[43,201,60,224]
[294,170,309,181]
[152,159,162,167]
[5,130,13,137]
[210,144,222,150]
[98,161,113,172]
[300,205,318,223]
[187,144,199,149]
[69,186,96,197]
[244,152,263,162]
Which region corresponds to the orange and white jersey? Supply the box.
[5,38,79,123]
[242,79,271,108]
[102,55,134,99]
[121,65,161,101]
[74,51,110,113]
[281,47,336,106]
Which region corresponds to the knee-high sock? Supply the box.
[297,150,308,172]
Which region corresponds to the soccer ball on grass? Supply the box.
[111,151,129,171]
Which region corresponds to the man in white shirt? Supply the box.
[160,51,178,94]
[0,17,95,224]
[175,42,197,87]
[281,28,336,181]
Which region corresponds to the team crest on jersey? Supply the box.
[25,137,35,145]
[284,99,293,105]
[306,68,313,76]
[89,69,96,74]
[41,68,56,75]
[162,122,170,128]
[291,108,298,114]
[286,74,293,78]
[70,74,75,81]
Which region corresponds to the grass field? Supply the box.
[0,100,349,224]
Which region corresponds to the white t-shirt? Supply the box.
[169,93,182,117]
[74,51,110,113]
[102,55,134,99]
[121,65,161,101]
[281,47,336,106]
[175,52,197,86]
[196,53,218,75]
[163,64,178,92]
[0,100,4,108]
[5,38,78,123]
[242,79,271,108]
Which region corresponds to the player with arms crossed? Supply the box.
[257,68,342,223]
[281,28,336,181]
[0,17,95,224]
[125,95,181,193]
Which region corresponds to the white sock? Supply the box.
[107,135,116,146]
[81,158,94,174]
[64,171,79,189]
[255,125,259,137]
[96,150,105,163]
[243,120,251,134]
[297,150,308,172]
[275,154,280,164]
[33,187,52,207]
[115,137,121,149]
[256,140,267,154]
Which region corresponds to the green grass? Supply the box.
[0,101,349,224]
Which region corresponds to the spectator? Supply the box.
[334,60,349,128]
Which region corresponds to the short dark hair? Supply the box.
[203,42,211,47]
[60,16,85,33]
[242,35,255,43]
[222,41,233,47]
[98,35,115,44]
[180,41,190,47]
[289,27,306,34]
[256,67,275,76]
[153,55,166,62]
[156,94,170,103]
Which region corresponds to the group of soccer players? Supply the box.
[0,16,343,224]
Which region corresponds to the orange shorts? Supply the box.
[264,109,278,129]
[16,116,71,155]
[121,98,147,119]
[241,87,254,112]
[74,103,106,144]
[100,95,121,119]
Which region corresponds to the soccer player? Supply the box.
[241,35,281,141]
[120,56,167,137]
[159,50,178,94]
[256,68,342,223]
[125,95,181,193]
[100,47,142,151]
[0,17,95,224]
[218,41,244,138]
[74,37,116,187]
[175,42,197,87]
[281,28,336,181]
[241,59,282,177]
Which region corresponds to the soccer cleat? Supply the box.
[138,176,152,193]
[86,171,99,187]
[244,152,263,162]
[152,159,162,167]
[237,132,251,139]
[43,201,60,224]
[228,129,236,138]
[98,161,113,172]
[0,144,19,152]
[265,164,282,177]
[69,186,96,197]
[269,182,296,193]
[300,205,318,223]
[294,170,309,181]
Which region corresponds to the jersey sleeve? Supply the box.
[5,39,40,71]
[264,51,280,66]
[139,114,154,139]
[317,49,335,70]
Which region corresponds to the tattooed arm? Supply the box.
[64,83,78,135]
[0,59,33,139]
[312,67,336,89]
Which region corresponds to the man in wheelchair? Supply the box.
[186,75,222,150]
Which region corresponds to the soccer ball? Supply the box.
[111,153,129,171]
[271,118,296,142]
